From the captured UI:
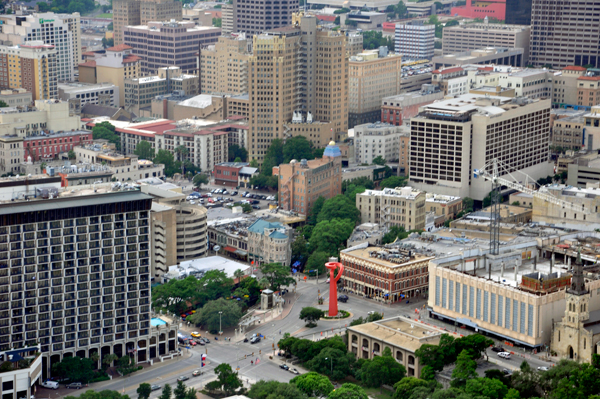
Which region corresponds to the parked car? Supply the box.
[491,347,505,353]
[537,366,549,371]
[279,364,290,370]
[338,295,348,303]
[289,368,300,375]
[41,381,59,390]
[232,191,238,195]
[222,190,229,195]
[202,338,210,343]
[177,376,189,382]
[193,370,203,377]
[66,383,82,389]
[252,205,260,210]
[251,200,260,204]
[191,331,201,338]
[189,200,195,205]
[195,339,205,345]
[502,369,511,375]
[151,385,161,391]
[250,336,261,344]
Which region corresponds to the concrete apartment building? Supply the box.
[0,12,81,81]
[0,186,172,375]
[112,0,183,45]
[221,4,233,34]
[123,21,220,75]
[78,45,142,107]
[566,154,600,187]
[124,67,199,114]
[199,34,250,96]
[232,0,298,36]
[249,14,348,163]
[272,141,342,216]
[381,84,444,126]
[408,94,552,201]
[0,89,32,108]
[354,122,405,164]
[530,0,600,69]
[248,219,292,266]
[348,48,402,128]
[442,23,531,64]
[0,42,57,101]
[432,47,525,69]
[58,82,120,112]
[395,21,434,61]
[339,11,386,30]
[577,70,600,109]
[356,187,426,231]
[340,242,433,302]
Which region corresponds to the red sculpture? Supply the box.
[325,261,344,317]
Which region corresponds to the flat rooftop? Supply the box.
[343,244,433,268]
[349,316,442,351]
[425,193,461,203]
[359,187,422,200]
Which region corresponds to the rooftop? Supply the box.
[425,193,461,203]
[342,242,433,268]
[445,23,530,32]
[168,256,251,280]
[106,44,132,52]
[216,162,249,168]
[358,187,423,200]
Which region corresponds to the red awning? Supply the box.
[223,246,237,253]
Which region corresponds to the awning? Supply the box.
[456,317,478,328]
[235,250,248,256]
[223,246,237,253]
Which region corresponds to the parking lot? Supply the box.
[184,188,277,212]
[401,62,433,78]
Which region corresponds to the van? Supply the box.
[498,352,511,359]
[41,381,59,390]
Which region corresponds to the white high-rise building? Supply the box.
[0,12,82,81]
[395,21,434,61]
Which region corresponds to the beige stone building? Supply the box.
[221,4,233,34]
[347,32,363,56]
[349,50,402,128]
[356,187,426,231]
[78,45,142,107]
[425,193,463,223]
[247,219,292,266]
[552,66,587,108]
[112,0,182,45]
[249,14,348,164]
[348,317,442,377]
[148,93,249,122]
[340,242,433,302]
[182,8,213,26]
[0,135,23,175]
[200,34,250,96]
[0,89,32,108]
[272,141,342,216]
[552,114,586,151]
[532,184,600,231]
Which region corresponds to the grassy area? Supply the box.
[363,387,394,399]
[97,13,113,18]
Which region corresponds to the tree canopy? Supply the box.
[65,391,130,399]
[206,363,243,395]
[193,174,209,189]
[316,194,360,224]
[188,297,242,333]
[299,306,323,326]
[309,218,355,255]
[92,121,120,151]
[248,380,308,399]
[228,144,248,162]
[327,383,368,399]
[51,356,95,384]
[290,372,334,397]
[361,351,407,388]
[259,262,295,291]
[134,141,155,160]
[380,176,407,189]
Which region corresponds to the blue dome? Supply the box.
[323,141,341,158]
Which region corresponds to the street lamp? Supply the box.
[219,311,223,335]
[325,357,333,376]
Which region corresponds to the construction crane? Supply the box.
[474,158,587,255]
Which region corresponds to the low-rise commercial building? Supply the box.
[347,316,442,377]
[272,141,342,216]
[354,122,405,164]
[432,47,525,70]
[532,184,600,230]
[552,114,585,151]
[58,82,120,112]
[342,165,387,184]
[425,193,462,224]
[248,219,292,266]
[208,217,252,262]
[381,84,444,126]
[349,49,402,128]
[0,89,32,108]
[442,22,531,64]
[356,187,426,231]
[213,162,259,188]
[340,242,433,302]
[339,11,386,30]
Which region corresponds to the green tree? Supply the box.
[327,383,368,399]
[65,391,131,399]
[462,197,474,212]
[116,355,137,376]
[212,17,222,27]
[343,177,375,192]
[173,380,187,399]
[380,176,407,189]
[465,378,508,399]
[362,31,388,49]
[193,174,209,189]
[454,334,493,360]
[159,384,172,399]
[68,149,76,159]
[395,1,408,17]
[151,275,201,312]
[290,372,334,397]
[299,306,323,326]
[137,384,152,399]
[309,218,355,255]
[361,354,406,388]
[228,144,248,162]
[393,378,434,399]
[343,183,366,202]
[154,149,179,177]
[134,141,155,160]
[307,196,326,226]
[101,37,115,48]
[51,356,95,383]
[250,158,259,168]
[505,389,521,399]
[214,363,243,395]
[307,347,353,380]
[317,195,360,224]
[102,353,119,369]
[428,14,439,25]
[259,262,295,290]
[0,100,8,108]
[291,234,310,265]
[92,121,120,151]
[305,251,331,276]
[248,380,308,399]
[367,312,383,322]
[283,136,316,163]
[451,350,477,388]
[484,369,512,388]
[188,298,241,332]
[382,225,409,245]
[372,155,386,165]
[262,139,284,176]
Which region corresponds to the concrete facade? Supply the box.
[58,82,120,110]
[354,122,405,164]
[112,0,182,45]
[532,184,600,231]
[432,47,524,70]
[356,187,426,231]
[199,34,250,96]
[232,0,298,36]
[395,21,435,61]
[381,86,444,126]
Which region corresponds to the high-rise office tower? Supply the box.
[0,187,158,375]
[233,0,299,36]
[0,12,81,81]
[530,0,600,69]
[505,0,532,25]
[200,34,250,96]
[113,0,182,45]
[248,14,348,163]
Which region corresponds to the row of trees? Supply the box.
[37,0,96,14]
[249,377,370,399]
[51,352,141,384]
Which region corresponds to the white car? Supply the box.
[498,352,511,359]
[537,366,549,371]
[189,200,195,205]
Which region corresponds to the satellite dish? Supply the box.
[214,246,221,252]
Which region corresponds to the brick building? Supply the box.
[381,85,444,126]
[214,162,248,187]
